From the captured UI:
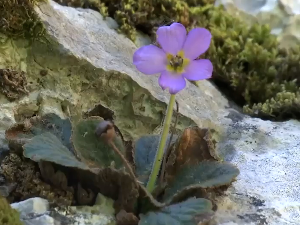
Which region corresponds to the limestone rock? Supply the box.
[10,194,116,225]
[24,215,55,225]
[11,197,49,219]
[214,117,300,225]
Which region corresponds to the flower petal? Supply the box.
[158,71,186,94]
[182,28,212,60]
[183,59,213,81]
[133,45,167,75]
[157,23,187,55]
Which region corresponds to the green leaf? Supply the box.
[134,135,177,185]
[30,113,73,151]
[5,114,73,152]
[72,117,125,169]
[23,132,89,170]
[163,161,240,202]
[139,198,214,225]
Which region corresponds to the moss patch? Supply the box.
[0,0,46,39]
[0,196,23,225]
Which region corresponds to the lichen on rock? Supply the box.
[0,69,29,101]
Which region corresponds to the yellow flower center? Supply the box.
[166,50,190,73]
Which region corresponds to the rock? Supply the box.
[0,182,16,197]
[51,193,116,225]
[24,215,55,225]
[214,117,300,225]
[278,14,300,48]
[10,194,116,225]
[0,1,298,224]
[215,0,300,48]
[280,0,300,15]
[11,197,50,219]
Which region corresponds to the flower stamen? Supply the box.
[166,51,190,73]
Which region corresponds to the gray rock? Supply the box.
[0,1,298,224]
[280,0,300,15]
[24,215,55,225]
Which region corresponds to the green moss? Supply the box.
[243,90,300,120]
[0,196,23,225]
[0,0,46,39]
[191,5,300,120]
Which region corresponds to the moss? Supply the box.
[0,196,23,225]
[190,5,300,120]
[243,90,300,120]
[0,0,46,39]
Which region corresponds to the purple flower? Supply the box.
[133,23,213,94]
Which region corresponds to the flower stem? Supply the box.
[146,94,176,193]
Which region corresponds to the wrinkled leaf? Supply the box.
[30,114,73,149]
[165,127,218,184]
[72,117,125,169]
[163,161,240,202]
[139,197,214,225]
[23,132,89,170]
[134,135,177,185]
[6,114,73,152]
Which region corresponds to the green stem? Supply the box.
[146,94,176,193]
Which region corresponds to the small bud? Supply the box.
[95,120,116,143]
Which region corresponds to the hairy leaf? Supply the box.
[5,113,73,152]
[139,197,214,225]
[165,127,219,184]
[134,135,177,185]
[23,132,88,170]
[164,161,240,202]
[137,184,165,214]
[72,117,125,169]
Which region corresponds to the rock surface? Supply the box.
[215,0,300,48]
[0,0,299,224]
[215,117,300,225]
[10,194,116,225]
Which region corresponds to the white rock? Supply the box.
[24,215,55,225]
[215,117,300,225]
[11,197,50,219]
[280,0,300,15]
